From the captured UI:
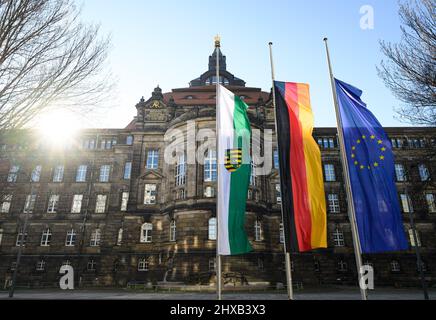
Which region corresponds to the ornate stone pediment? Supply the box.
[140,170,164,180]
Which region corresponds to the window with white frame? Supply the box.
[0,228,3,246]
[400,194,412,213]
[391,138,404,149]
[121,192,129,211]
[31,165,42,182]
[47,194,59,213]
[426,194,436,213]
[209,257,216,271]
[95,195,107,213]
[71,194,83,213]
[24,194,36,213]
[408,228,421,247]
[7,165,20,182]
[395,164,407,182]
[276,183,281,204]
[391,260,400,272]
[204,149,217,182]
[36,260,46,271]
[116,228,123,246]
[146,150,159,169]
[100,137,117,150]
[140,223,152,243]
[324,164,336,182]
[254,220,262,241]
[328,194,340,213]
[138,257,149,271]
[178,189,185,200]
[99,165,110,182]
[82,137,96,150]
[169,220,176,242]
[65,229,76,246]
[418,164,430,181]
[1,195,12,213]
[40,228,52,246]
[53,165,64,182]
[250,161,257,186]
[144,184,157,204]
[90,229,101,246]
[338,260,348,271]
[76,165,87,182]
[279,222,284,244]
[175,153,186,186]
[87,259,96,271]
[16,228,27,246]
[208,217,217,240]
[333,229,345,247]
[123,162,132,180]
[204,186,215,198]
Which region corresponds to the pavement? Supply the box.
[0,287,434,300]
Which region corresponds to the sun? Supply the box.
[36,110,81,147]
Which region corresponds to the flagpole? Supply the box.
[268,42,294,300]
[323,38,368,300]
[215,34,223,301]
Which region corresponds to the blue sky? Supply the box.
[78,0,406,128]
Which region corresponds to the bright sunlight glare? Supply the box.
[37,110,81,146]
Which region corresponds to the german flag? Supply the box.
[274,81,327,253]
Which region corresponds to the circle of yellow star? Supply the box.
[360,165,365,169]
[380,155,385,160]
[362,135,366,139]
[374,162,379,167]
[352,146,356,150]
[378,140,382,144]
[381,147,386,152]
[370,135,375,139]
[351,154,355,158]
[357,139,361,144]
[354,161,358,165]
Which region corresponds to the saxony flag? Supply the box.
[217,85,252,255]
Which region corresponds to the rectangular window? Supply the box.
[426,194,436,213]
[204,150,217,182]
[99,165,110,182]
[1,195,12,213]
[31,165,42,182]
[123,162,132,180]
[40,229,52,246]
[36,260,46,271]
[65,229,76,246]
[273,149,279,169]
[24,194,36,213]
[324,164,336,182]
[47,194,59,213]
[333,229,345,247]
[250,162,257,186]
[418,164,430,181]
[7,165,20,182]
[121,192,129,211]
[71,195,83,213]
[53,165,64,182]
[328,194,340,213]
[146,150,159,169]
[279,222,284,244]
[95,195,107,213]
[175,154,186,186]
[400,194,412,213]
[90,229,101,246]
[395,164,407,182]
[254,220,262,242]
[144,184,157,204]
[408,229,421,247]
[276,184,281,204]
[76,165,87,182]
[16,228,27,246]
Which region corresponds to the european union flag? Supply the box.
[335,78,409,253]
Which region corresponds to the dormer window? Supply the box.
[205,76,229,85]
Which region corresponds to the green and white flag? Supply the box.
[217,85,252,255]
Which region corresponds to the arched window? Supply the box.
[138,257,149,271]
[169,220,176,242]
[140,223,152,243]
[208,217,217,240]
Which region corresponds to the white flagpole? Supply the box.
[268,42,294,300]
[323,38,368,300]
[215,34,223,301]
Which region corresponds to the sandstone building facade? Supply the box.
[0,48,435,289]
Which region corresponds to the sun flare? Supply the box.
[36,110,80,146]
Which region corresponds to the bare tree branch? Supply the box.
[378,0,436,126]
